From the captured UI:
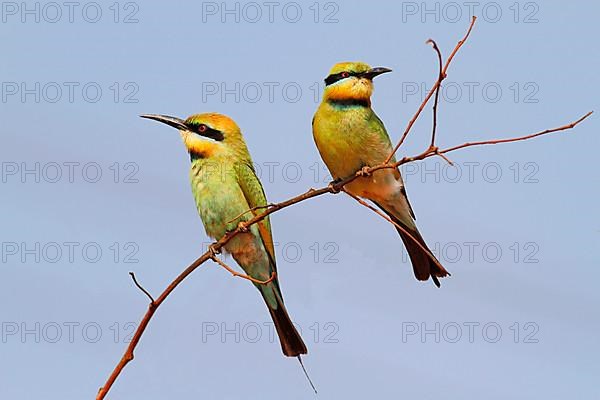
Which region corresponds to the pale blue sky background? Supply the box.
[1,1,598,399]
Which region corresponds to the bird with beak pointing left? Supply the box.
[140,113,308,360]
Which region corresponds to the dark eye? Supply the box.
[341,72,350,78]
[198,124,208,132]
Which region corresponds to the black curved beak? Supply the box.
[140,114,189,131]
[360,67,392,80]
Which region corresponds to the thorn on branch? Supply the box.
[129,272,155,305]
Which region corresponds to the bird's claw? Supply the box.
[327,178,342,193]
[237,221,249,233]
[208,244,221,256]
[358,166,371,177]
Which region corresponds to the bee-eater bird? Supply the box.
[141,112,307,357]
[312,62,450,287]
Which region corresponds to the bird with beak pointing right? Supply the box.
[312,62,450,287]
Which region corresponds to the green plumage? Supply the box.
[313,101,397,180]
[313,61,450,286]
[141,112,306,356]
[190,155,279,308]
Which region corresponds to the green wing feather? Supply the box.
[235,162,277,270]
[369,111,396,162]
[370,110,416,219]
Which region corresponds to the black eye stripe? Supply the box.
[190,124,224,141]
[324,71,359,86]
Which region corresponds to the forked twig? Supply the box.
[385,16,477,164]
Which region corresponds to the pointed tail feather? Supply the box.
[262,290,307,357]
[397,228,449,287]
[373,201,450,287]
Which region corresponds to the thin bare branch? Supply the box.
[438,111,594,155]
[426,38,443,147]
[434,148,455,166]
[97,255,210,400]
[128,272,155,304]
[210,254,276,285]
